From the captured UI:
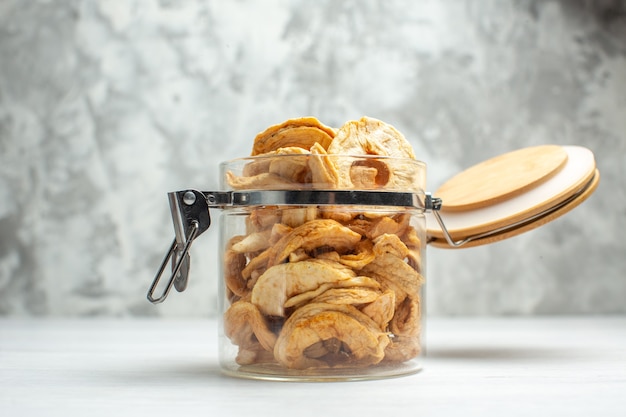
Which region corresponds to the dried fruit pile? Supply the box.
[222,116,424,370]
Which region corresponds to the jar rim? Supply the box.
[220,153,426,194]
[220,153,427,168]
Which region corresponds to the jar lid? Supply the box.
[426,145,599,249]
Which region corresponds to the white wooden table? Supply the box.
[1,317,624,416]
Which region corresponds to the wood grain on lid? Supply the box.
[435,145,569,212]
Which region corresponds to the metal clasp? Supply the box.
[147,190,228,304]
[423,193,460,247]
[425,192,472,248]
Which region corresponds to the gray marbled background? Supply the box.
[0,0,624,317]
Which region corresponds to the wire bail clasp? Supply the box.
[147,190,215,304]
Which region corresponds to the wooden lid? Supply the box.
[426,145,598,249]
[435,145,569,211]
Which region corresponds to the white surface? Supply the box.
[1,317,625,416]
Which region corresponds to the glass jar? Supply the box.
[147,144,599,381]
[216,154,427,381]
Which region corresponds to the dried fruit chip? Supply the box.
[273,302,389,369]
[226,171,299,190]
[308,142,340,189]
[224,300,277,353]
[267,219,362,267]
[283,276,381,310]
[251,117,336,156]
[328,116,415,158]
[328,116,417,190]
[360,253,423,304]
[230,230,273,253]
[251,259,357,317]
[310,287,381,306]
[361,289,396,329]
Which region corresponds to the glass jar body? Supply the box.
[217,205,426,381]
